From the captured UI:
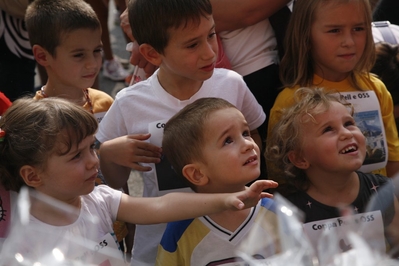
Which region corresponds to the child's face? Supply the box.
[310,2,367,81]
[299,101,366,174]
[47,28,103,90]
[38,134,99,202]
[158,14,218,85]
[199,108,260,192]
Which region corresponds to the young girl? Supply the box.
[267,87,399,256]
[268,0,399,180]
[0,97,274,263]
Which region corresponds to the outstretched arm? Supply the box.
[117,180,278,224]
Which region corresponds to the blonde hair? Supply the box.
[280,0,375,90]
[266,87,353,190]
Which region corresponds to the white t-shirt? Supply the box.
[96,67,266,266]
[372,21,399,44]
[0,186,122,264]
[219,19,278,76]
[0,188,17,252]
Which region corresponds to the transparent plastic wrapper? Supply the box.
[236,194,318,266]
[317,175,399,265]
[0,187,124,266]
[320,231,399,266]
[237,182,399,266]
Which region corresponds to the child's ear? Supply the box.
[32,44,50,67]
[139,43,162,66]
[182,163,209,186]
[19,165,44,188]
[287,151,310,170]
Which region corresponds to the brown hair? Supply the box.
[163,97,236,191]
[371,42,399,105]
[0,97,98,192]
[280,0,375,90]
[25,0,100,56]
[129,0,213,54]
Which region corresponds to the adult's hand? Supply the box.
[120,8,134,41]
[121,9,158,77]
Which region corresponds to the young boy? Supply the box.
[156,97,280,265]
[25,0,114,123]
[24,0,134,255]
[96,0,266,264]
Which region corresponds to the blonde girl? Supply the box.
[267,87,399,254]
[268,0,399,180]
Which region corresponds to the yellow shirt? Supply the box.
[268,73,399,180]
[34,88,113,123]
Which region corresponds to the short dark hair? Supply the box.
[163,98,235,191]
[128,0,212,54]
[25,0,100,56]
[371,42,399,105]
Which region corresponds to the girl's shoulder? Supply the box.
[356,171,390,188]
[356,73,386,90]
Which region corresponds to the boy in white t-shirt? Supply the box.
[96,0,265,265]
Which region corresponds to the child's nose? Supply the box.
[87,152,99,169]
[86,54,101,69]
[340,127,354,140]
[341,32,355,47]
[202,42,216,60]
[242,138,255,152]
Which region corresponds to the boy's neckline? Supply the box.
[156,72,203,101]
[40,86,93,114]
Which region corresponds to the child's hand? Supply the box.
[230,180,278,210]
[100,133,162,172]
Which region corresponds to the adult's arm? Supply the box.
[211,0,291,32]
[0,0,31,19]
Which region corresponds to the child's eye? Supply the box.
[322,126,333,133]
[208,32,216,39]
[72,152,81,160]
[94,48,103,54]
[73,53,84,58]
[242,130,250,137]
[328,29,340,33]
[223,137,233,145]
[187,43,198,49]
[353,27,365,32]
[90,143,96,150]
[344,121,355,127]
